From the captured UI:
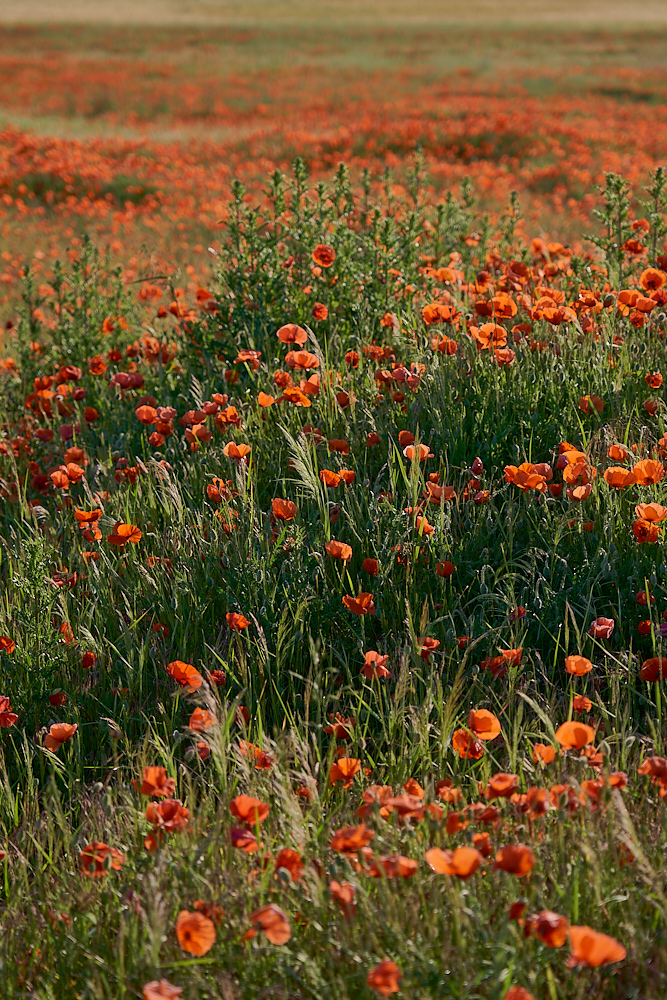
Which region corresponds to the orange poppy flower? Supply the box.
[330,879,356,916]
[330,822,374,855]
[79,841,125,877]
[503,988,534,1000]
[436,560,456,577]
[504,463,547,493]
[530,909,568,947]
[362,651,391,680]
[425,846,483,879]
[222,442,251,461]
[145,798,190,834]
[573,695,592,712]
[369,854,419,879]
[73,508,102,524]
[272,498,296,521]
[324,713,354,739]
[143,981,182,1000]
[0,636,15,654]
[578,395,603,414]
[532,743,556,764]
[403,443,433,461]
[329,757,361,788]
[229,794,269,825]
[188,708,215,732]
[238,740,274,770]
[326,540,353,562]
[167,660,203,690]
[135,404,157,425]
[486,772,518,799]
[494,844,535,876]
[258,391,275,407]
[452,728,484,759]
[45,722,78,752]
[425,483,456,504]
[134,766,176,798]
[472,322,507,350]
[175,910,216,956]
[472,831,493,857]
[468,708,501,740]
[636,502,667,522]
[640,657,667,681]
[285,350,319,370]
[312,244,335,267]
[230,828,259,852]
[342,593,375,616]
[363,558,379,575]
[632,459,665,484]
[419,636,440,660]
[637,755,667,791]
[567,926,626,967]
[607,444,629,461]
[328,439,350,455]
[633,518,661,543]
[275,848,304,881]
[356,786,394,822]
[554,721,594,749]
[367,959,402,997]
[640,267,666,291]
[445,811,468,834]
[0,697,17,728]
[248,904,292,944]
[107,522,142,546]
[226,612,250,631]
[276,323,308,345]
[320,469,341,487]
[564,655,593,676]
[603,467,636,489]
[282,386,311,407]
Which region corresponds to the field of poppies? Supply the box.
[1,15,667,1000]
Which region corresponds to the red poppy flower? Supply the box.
[248,904,291,944]
[143,980,183,1000]
[229,794,269,825]
[167,660,203,690]
[555,721,595,749]
[565,655,593,676]
[329,757,361,788]
[567,926,626,967]
[45,722,78,752]
[175,910,216,956]
[342,592,375,616]
[362,651,391,680]
[494,844,535,876]
[452,728,484,759]
[0,696,18,728]
[226,612,250,631]
[134,766,176,798]
[367,959,402,997]
[80,841,125,877]
[468,708,501,740]
[425,846,483,879]
[312,244,335,268]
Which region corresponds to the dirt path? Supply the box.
[3,0,667,25]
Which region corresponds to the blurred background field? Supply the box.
[1,4,666,311]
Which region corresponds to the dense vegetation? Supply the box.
[0,161,666,999]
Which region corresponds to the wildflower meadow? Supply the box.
[1,7,667,1000]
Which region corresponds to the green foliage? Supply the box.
[0,162,665,997]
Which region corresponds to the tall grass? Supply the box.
[0,162,665,997]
